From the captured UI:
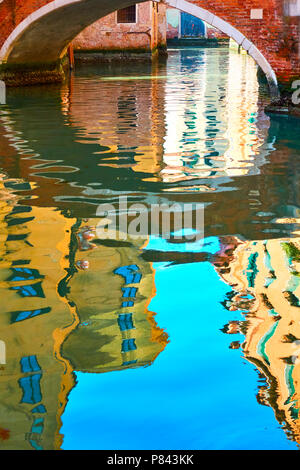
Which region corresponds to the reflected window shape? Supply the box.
[31,417,44,435]
[284,290,300,308]
[7,216,34,227]
[11,260,31,266]
[122,338,137,353]
[123,360,137,366]
[6,233,28,242]
[284,364,297,412]
[290,406,299,420]
[268,308,279,317]
[285,364,296,395]
[264,277,275,288]
[122,287,137,299]
[20,356,41,374]
[11,281,45,298]
[11,307,51,323]
[263,244,276,288]
[9,268,45,298]
[246,252,259,288]
[11,206,32,215]
[31,404,46,414]
[122,301,134,308]
[132,273,142,284]
[29,439,43,451]
[19,373,42,404]
[286,274,300,294]
[4,181,31,191]
[256,321,279,366]
[114,265,142,285]
[9,267,43,281]
[118,314,135,332]
[117,5,136,24]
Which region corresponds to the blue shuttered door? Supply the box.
[181,12,205,37]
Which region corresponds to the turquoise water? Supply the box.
[62,245,297,450]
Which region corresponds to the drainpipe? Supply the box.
[68,44,75,70]
[127,29,152,40]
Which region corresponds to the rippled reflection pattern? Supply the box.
[1,48,300,449]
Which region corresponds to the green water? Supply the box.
[1,48,300,450]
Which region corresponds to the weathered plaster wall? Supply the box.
[73,3,153,52]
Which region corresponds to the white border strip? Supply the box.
[0,0,83,61]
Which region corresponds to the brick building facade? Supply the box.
[0,0,300,93]
[73,2,167,55]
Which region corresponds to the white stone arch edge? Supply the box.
[161,0,280,98]
[0,0,85,62]
[0,0,279,98]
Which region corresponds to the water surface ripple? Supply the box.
[0,48,300,450]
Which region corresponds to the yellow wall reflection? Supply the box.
[60,61,166,179]
[0,192,166,449]
[162,50,270,187]
[62,219,168,374]
[0,195,75,450]
[217,235,300,444]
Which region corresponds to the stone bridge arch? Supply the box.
[0,0,299,98]
[166,0,279,97]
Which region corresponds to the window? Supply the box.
[117,5,137,24]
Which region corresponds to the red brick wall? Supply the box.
[191,0,300,84]
[0,0,299,84]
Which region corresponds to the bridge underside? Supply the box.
[0,0,149,85]
[3,0,148,65]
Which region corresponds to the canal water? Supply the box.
[1,47,300,450]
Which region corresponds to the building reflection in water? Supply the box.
[0,187,75,450]
[217,234,300,445]
[0,50,281,243]
[60,59,166,180]
[0,48,271,206]
[1,46,300,449]
[162,49,271,188]
[0,194,168,449]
